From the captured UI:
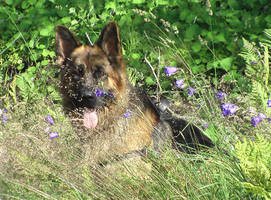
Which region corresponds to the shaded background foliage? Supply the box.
[1,0,271,101]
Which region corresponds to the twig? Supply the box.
[157,47,161,100]
[85,32,93,46]
[144,54,162,94]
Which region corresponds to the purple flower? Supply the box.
[251,116,262,127]
[197,101,204,108]
[187,87,196,96]
[216,91,227,100]
[203,123,209,130]
[248,108,256,114]
[175,79,184,88]
[45,115,54,125]
[0,109,8,113]
[0,108,7,115]
[250,60,258,65]
[49,132,59,140]
[250,138,255,142]
[95,89,106,97]
[0,108,8,123]
[257,113,266,120]
[1,114,8,123]
[109,93,114,98]
[267,117,271,123]
[164,67,177,76]
[221,103,238,116]
[267,100,271,107]
[124,112,131,118]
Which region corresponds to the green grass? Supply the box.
[0,79,269,199]
[1,7,271,199]
[0,98,240,199]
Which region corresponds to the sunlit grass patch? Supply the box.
[0,90,259,199]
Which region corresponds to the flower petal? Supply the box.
[175,79,184,88]
[164,67,177,76]
[188,87,195,96]
[216,91,227,100]
[124,112,131,118]
[49,132,59,140]
[45,115,54,125]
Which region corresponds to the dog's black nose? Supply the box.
[79,87,98,109]
[80,87,94,99]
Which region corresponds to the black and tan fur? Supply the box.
[55,22,213,170]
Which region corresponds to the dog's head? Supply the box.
[55,22,127,128]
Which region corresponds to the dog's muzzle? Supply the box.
[78,86,113,129]
[79,87,99,108]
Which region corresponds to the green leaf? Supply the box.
[203,124,218,143]
[219,57,233,71]
[185,24,199,41]
[69,7,76,14]
[37,44,46,49]
[29,0,37,5]
[29,40,34,48]
[71,20,78,26]
[161,80,171,89]
[40,29,50,36]
[17,64,24,71]
[156,0,169,5]
[105,1,116,9]
[31,54,38,61]
[194,59,201,64]
[145,76,155,86]
[5,0,13,5]
[42,49,50,57]
[215,33,226,43]
[131,53,141,60]
[41,60,49,66]
[179,9,189,21]
[27,66,36,73]
[191,41,201,53]
[207,32,214,41]
[191,64,204,74]
[170,61,177,66]
[228,0,240,9]
[207,61,219,70]
[21,1,30,9]
[49,51,56,57]
[61,17,71,24]
[40,25,54,37]
[132,0,145,4]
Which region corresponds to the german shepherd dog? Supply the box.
[55,22,213,171]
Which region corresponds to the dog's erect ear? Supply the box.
[55,25,81,65]
[96,22,122,57]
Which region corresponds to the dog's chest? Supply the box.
[79,101,154,164]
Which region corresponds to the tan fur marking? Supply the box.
[125,107,159,151]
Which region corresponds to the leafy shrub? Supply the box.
[122,0,271,82]
[1,0,271,101]
[239,29,271,115]
[235,135,271,199]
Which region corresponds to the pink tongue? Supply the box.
[83,109,98,129]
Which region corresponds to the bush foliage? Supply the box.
[235,135,271,199]
[1,0,271,102]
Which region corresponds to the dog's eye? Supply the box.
[94,67,107,79]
